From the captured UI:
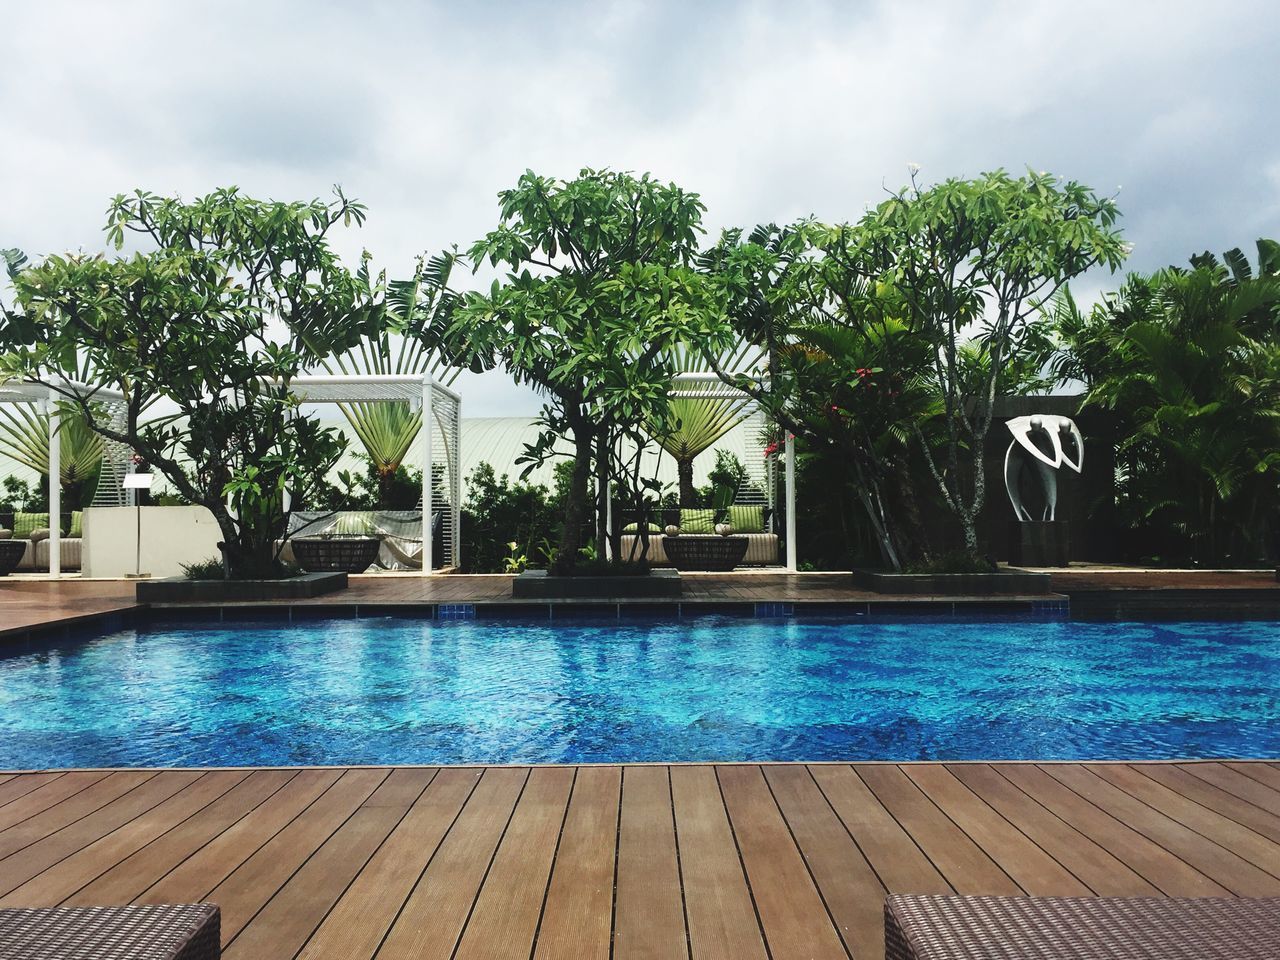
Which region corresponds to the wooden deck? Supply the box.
[0,762,1278,958]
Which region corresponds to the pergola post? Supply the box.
[422,379,433,574]
[47,393,61,580]
[784,430,797,572]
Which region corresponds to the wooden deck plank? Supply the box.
[670,765,768,960]
[764,764,886,960]
[947,763,1159,896]
[1040,765,1280,895]
[1133,764,1280,844]
[717,765,847,960]
[854,764,1021,895]
[903,765,1091,896]
[534,766,621,960]
[63,770,297,906]
[613,766,688,960]
[223,769,436,960]
[452,766,575,960]
[0,771,111,833]
[0,772,155,861]
[202,768,390,944]
[1088,764,1280,877]
[0,771,199,897]
[0,771,248,907]
[376,767,528,960]
[1184,762,1280,816]
[808,765,951,895]
[994,763,1230,896]
[1222,761,1280,794]
[136,768,342,906]
[297,768,481,960]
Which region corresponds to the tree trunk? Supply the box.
[677,455,695,506]
[594,432,609,561]
[553,423,594,574]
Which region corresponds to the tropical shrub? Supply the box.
[1052,240,1280,564]
[459,462,562,573]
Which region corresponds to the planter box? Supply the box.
[1008,520,1070,567]
[512,569,683,599]
[852,568,1052,595]
[136,571,348,603]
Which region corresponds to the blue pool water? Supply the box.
[1,617,1277,767]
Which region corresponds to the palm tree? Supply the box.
[322,253,462,507]
[1061,240,1280,563]
[0,401,104,508]
[652,341,764,505]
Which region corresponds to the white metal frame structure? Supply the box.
[0,379,130,579]
[280,374,463,572]
[659,372,797,570]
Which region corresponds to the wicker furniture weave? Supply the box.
[885,895,1280,959]
[0,903,220,959]
[291,535,381,573]
[662,534,750,572]
[0,539,24,577]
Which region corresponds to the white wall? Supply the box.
[82,506,223,579]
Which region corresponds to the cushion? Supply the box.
[679,508,715,534]
[0,528,10,540]
[622,522,662,533]
[28,527,50,543]
[70,510,83,537]
[13,511,48,539]
[334,511,375,536]
[727,504,765,533]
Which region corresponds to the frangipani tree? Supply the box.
[436,169,730,570]
[0,187,387,578]
[322,252,462,506]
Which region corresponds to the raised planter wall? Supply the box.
[852,568,1053,596]
[512,569,683,599]
[136,571,347,603]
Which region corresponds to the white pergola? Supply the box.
[0,379,130,579]
[280,374,463,571]
[618,372,797,569]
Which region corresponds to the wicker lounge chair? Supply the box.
[0,903,220,959]
[885,894,1280,959]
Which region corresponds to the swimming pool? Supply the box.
[1,617,1277,767]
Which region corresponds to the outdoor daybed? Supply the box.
[618,505,779,566]
[279,510,440,571]
[0,511,84,573]
[0,903,220,959]
[884,894,1280,959]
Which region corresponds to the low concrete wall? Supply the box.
[83,506,223,579]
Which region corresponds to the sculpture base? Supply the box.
[1008,520,1070,567]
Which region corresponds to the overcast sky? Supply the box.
[3,0,1277,415]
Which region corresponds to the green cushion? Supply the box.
[70,511,83,537]
[622,522,662,533]
[679,508,715,534]
[13,512,48,539]
[727,504,764,533]
[334,511,375,535]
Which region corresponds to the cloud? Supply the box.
[2,0,1278,414]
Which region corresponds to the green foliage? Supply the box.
[0,187,388,578]
[436,169,732,572]
[324,251,462,503]
[181,557,228,581]
[1,475,46,512]
[1055,239,1280,563]
[460,462,562,573]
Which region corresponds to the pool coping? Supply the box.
[4,757,1279,775]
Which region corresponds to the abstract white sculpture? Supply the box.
[1003,415,1083,522]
